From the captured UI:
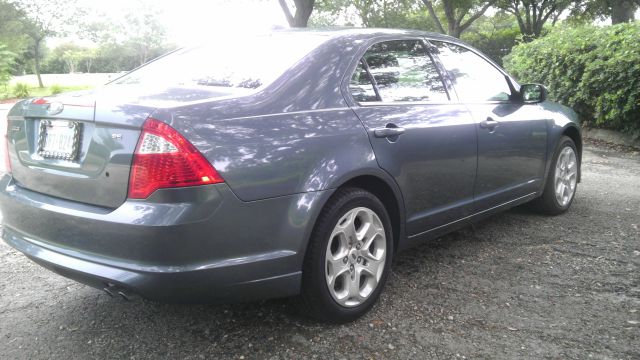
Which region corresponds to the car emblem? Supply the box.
[47,102,64,115]
[11,126,20,132]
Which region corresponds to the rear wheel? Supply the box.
[533,136,579,215]
[300,188,393,323]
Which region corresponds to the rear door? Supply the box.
[430,41,548,210]
[346,38,478,235]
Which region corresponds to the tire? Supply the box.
[532,136,579,215]
[300,187,394,323]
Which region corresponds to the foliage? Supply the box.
[422,0,498,38]
[13,81,29,97]
[0,1,29,56]
[10,0,85,87]
[80,4,170,70]
[461,11,521,64]
[570,0,639,24]
[0,44,15,91]
[504,23,640,132]
[497,0,574,40]
[49,84,63,95]
[314,0,435,29]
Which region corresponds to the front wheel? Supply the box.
[300,188,393,323]
[533,136,579,215]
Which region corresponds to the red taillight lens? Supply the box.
[128,118,223,199]
[1,117,10,174]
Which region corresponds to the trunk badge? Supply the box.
[47,102,64,115]
[10,126,20,132]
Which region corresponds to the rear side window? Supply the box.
[431,41,511,102]
[350,39,448,103]
[350,61,379,102]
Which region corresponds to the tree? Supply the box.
[571,0,640,24]
[611,0,639,23]
[461,11,521,64]
[422,0,499,38]
[0,44,15,93]
[315,0,436,30]
[123,10,168,66]
[279,0,316,27]
[11,0,83,87]
[0,1,27,50]
[497,0,574,41]
[81,2,169,68]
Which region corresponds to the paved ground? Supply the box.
[0,141,638,359]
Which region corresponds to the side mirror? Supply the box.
[520,83,547,103]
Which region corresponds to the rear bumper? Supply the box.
[0,174,332,303]
[3,227,301,303]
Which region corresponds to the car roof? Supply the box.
[271,27,462,43]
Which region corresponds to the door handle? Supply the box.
[374,126,406,138]
[480,117,499,130]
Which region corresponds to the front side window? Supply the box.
[431,41,511,102]
[351,39,448,103]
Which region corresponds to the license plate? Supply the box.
[38,120,82,160]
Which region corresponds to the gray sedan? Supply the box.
[0,29,581,323]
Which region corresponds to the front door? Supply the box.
[431,41,548,210]
[347,39,478,235]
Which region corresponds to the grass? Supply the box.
[0,84,93,101]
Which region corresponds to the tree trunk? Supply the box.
[86,58,93,73]
[611,0,636,24]
[33,39,44,88]
[279,0,315,28]
[422,0,446,34]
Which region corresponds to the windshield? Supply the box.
[113,33,329,90]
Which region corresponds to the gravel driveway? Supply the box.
[0,141,638,359]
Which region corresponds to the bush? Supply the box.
[50,84,63,95]
[13,82,29,98]
[504,23,640,133]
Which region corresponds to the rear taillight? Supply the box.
[1,117,10,174]
[128,118,223,199]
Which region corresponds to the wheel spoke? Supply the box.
[347,268,363,302]
[341,212,357,245]
[361,223,382,250]
[324,206,387,308]
[327,256,349,282]
[556,181,565,198]
[553,146,579,207]
[361,258,384,280]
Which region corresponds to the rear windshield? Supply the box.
[113,33,329,90]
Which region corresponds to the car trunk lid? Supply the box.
[7,91,153,208]
[6,85,251,208]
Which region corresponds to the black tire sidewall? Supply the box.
[303,188,393,322]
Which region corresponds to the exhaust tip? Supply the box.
[103,287,115,298]
[117,291,131,301]
[103,283,138,301]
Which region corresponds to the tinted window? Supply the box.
[349,61,379,102]
[431,41,511,102]
[359,40,448,103]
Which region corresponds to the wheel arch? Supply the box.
[302,169,407,263]
[338,175,405,253]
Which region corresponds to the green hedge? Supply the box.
[504,23,640,133]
